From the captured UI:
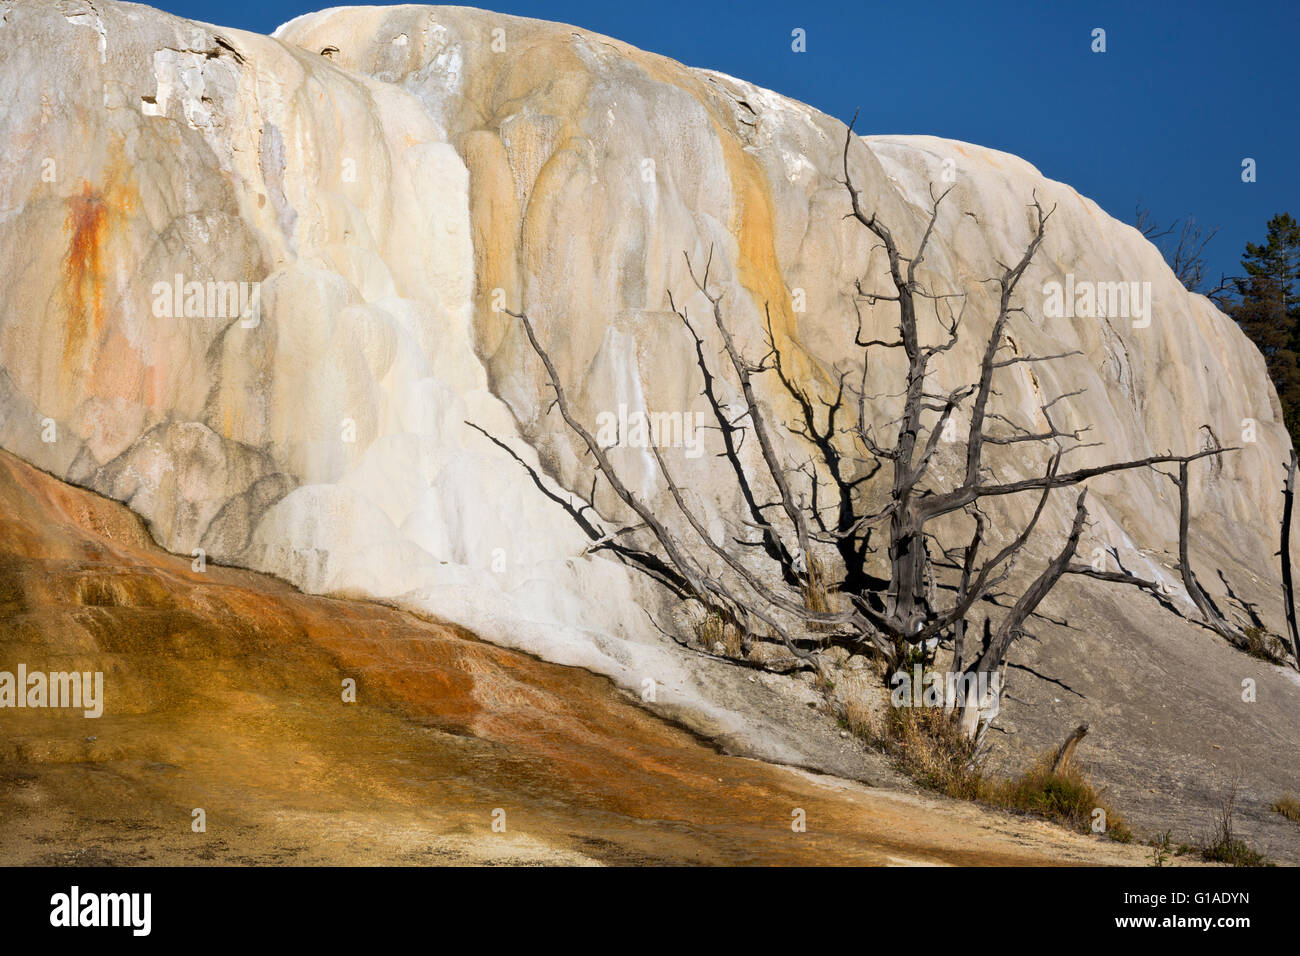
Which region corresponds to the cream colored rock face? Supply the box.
[0,2,1290,764]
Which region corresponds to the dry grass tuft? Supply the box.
[841,677,877,739]
[858,702,985,801]
[802,555,836,631]
[989,751,1132,842]
[1241,625,1287,662]
[840,675,1131,841]
[695,607,743,657]
[1272,795,1300,824]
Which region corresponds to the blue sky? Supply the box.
[150,0,1297,288]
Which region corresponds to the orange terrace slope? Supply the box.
[0,447,1158,865]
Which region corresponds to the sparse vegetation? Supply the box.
[1150,829,1173,866]
[1146,832,1191,866]
[847,676,1131,841]
[1202,836,1268,866]
[802,554,834,624]
[694,607,744,657]
[1201,778,1270,866]
[840,674,879,739]
[988,749,1132,843]
[1241,624,1287,661]
[867,704,986,801]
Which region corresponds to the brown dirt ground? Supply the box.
[0,448,1168,865]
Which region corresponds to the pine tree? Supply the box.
[1230,214,1300,445]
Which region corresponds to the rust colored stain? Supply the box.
[0,445,1162,866]
[62,181,108,367]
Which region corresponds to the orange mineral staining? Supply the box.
[62,181,108,365]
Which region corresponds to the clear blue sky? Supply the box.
[149,0,1297,288]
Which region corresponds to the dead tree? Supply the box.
[1050,722,1090,775]
[1167,461,1251,647]
[471,117,1242,738]
[1136,202,1222,298]
[1283,450,1300,668]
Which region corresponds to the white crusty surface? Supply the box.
[1,4,1297,820]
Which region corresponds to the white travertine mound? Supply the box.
[0,1,1293,772]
